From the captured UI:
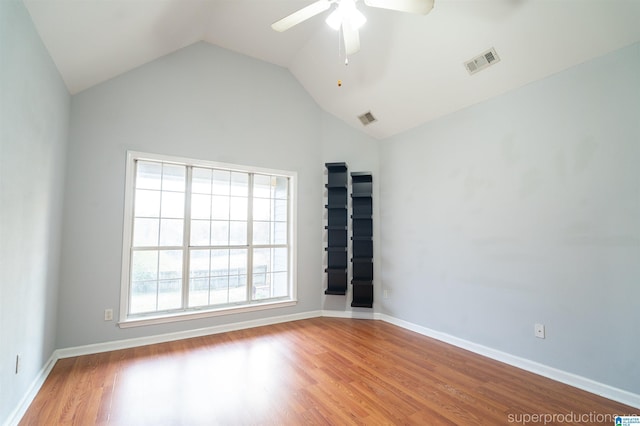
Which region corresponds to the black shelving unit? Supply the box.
[351,172,373,308]
[325,163,348,295]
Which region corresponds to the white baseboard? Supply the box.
[379,313,640,410]
[321,309,381,320]
[57,310,323,358]
[3,353,57,426]
[6,308,638,426]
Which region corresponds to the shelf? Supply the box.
[351,171,373,308]
[326,162,347,171]
[350,172,372,178]
[351,214,372,220]
[352,264,373,280]
[325,162,349,295]
[351,282,373,308]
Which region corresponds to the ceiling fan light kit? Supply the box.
[326,0,367,31]
[272,0,434,57]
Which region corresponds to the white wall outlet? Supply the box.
[383,289,389,299]
[104,308,114,321]
[534,323,545,339]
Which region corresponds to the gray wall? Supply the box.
[59,42,378,348]
[379,42,640,394]
[0,0,70,421]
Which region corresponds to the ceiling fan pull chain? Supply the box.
[337,24,349,66]
[338,24,344,60]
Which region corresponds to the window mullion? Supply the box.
[181,166,193,310]
[246,173,254,302]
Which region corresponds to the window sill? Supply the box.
[118,299,297,329]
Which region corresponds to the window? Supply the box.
[119,151,296,326]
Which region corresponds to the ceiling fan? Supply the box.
[271,0,434,56]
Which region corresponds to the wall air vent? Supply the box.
[358,111,377,126]
[465,47,501,75]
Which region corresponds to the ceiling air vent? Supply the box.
[358,111,377,126]
[465,47,501,75]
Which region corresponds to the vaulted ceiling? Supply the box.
[23,0,640,139]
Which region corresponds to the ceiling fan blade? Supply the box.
[342,21,360,56]
[364,0,434,15]
[271,0,332,32]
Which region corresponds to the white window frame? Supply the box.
[119,151,297,328]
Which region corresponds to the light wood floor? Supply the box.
[21,318,635,425]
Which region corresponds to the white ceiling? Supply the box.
[23,0,640,139]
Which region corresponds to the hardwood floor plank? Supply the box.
[20,318,636,425]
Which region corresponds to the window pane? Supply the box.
[211,221,229,246]
[229,222,247,246]
[212,170,230,195]
[210,250,229,276]
[253,222,270,245]
[210,276,228,305]
[274,200,287,222]
[273,272,288,298]
[211,196,230,220]
[190,220,211,246]
[253,198,271,221]
[159,250,182,280]
[275,177,288,199]
[229,275,247,302]
[162,164,186,192]
[191,167,212,194]
[253,272,270,300]
[161,192,185,218]
[159,219,183,246]
[131,250,158,282]
[130,280,157,314]
[191,194,211,220]
[253,248,269,272]
[135,189,161,217]
[136,161,162,190]
[274,222,287,245]
[229,197,247,220]
[189,249,210,278]
[133,218,159,247]
[230,172,248,196]
[229,249,248,275]
[157,279,182,310]
[273,248,287,272]
[253,174,271,198]
[189,278,209,307]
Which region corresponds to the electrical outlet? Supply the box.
[15,355,20,374]
[535,323,545,339]
[104,308,113,321]
[383,289,389,299]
